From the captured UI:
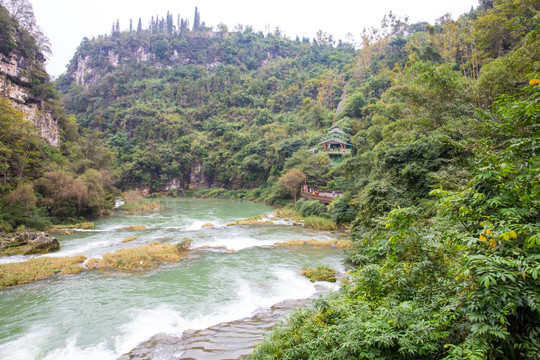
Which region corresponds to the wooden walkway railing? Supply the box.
[300,191,336,204]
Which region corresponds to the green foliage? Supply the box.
[0,5,17,56]
[303,216,337,231]
[475,29,540,106]
[58,27,355,191]
[278,168,306,203]
[295,198,328,218]
[254,5,539,358]
[327,193,358,225]
[342,91,366,118]
[302,265,336,283]
[254,206,459,359]
[255,83,540,359]
[0,98,44,191]
[433,85,540,358]
[0,7,118,228]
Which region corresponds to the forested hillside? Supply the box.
[251,0,540,358]
[0,2,117,230]
[57,9,357,191]
[56,4,540,355]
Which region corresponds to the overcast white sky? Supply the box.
[30,0,479,77]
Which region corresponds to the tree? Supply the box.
[0,0,50,56]
[278,168,306,203]
[36,171,88,217]
[137,17,142,33]
[166,11,173,33]
[217,22,229,39]
[0,99,42,189]
[434,84,540,359]
[343,92,366,118]
[192,6,200,31]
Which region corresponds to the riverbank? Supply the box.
[0,198,347,360]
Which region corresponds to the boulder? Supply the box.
[0,232,60,256]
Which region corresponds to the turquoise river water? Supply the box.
[0,198,346,360]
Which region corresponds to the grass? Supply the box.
[273,207,302,221]
[201,223,214,228]
[120,225,147,231]
[119,200,161,213]
[0,255,86,290]
[227,216,273,226]
[303,216,338,231]
[302,265,337,283]
[121,236,137,243]
[47,222,94,233]
[273,209,339,231]
[86,241,189,271]
[119,190,161,214]
[275,239,352,249]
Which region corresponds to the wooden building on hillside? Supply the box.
[310,126,352,162]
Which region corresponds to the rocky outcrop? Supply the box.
[188,163,207,189]
[0,231,60,256]
[0,51,60,146]
[72,54,92,85]
[118,298,310,360]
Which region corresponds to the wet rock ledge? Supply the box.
[0,231,59,256]
[119,298,311,360]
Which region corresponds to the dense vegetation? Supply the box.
[57,9,356,193]
[55,1,540,356]
[251,1,540,358]
[1,0,539,357]
[0,3,117,230]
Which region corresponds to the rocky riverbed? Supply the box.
[118,297,318,360]
[0,231,59,256]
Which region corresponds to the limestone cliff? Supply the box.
[64,31,250,88]
[0,7,60,146]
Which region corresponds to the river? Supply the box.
[0,198,346,360]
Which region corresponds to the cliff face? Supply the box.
[69,43,213,87]
[64,31,265,88]
[0,4,60,147]
[0,51,59,146]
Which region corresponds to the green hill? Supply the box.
[57,18,356,191]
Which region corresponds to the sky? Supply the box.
[30,0,479,78]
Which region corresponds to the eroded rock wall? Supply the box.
[0,51,59,146]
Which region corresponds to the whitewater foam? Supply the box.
[196,235,275,251]
[114,306,188,355]
[0,326,51,360]
[42,337,115,360]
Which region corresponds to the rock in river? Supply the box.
[0,231,60,256]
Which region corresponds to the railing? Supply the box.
[300,191,338,204]
[321,148,351,155]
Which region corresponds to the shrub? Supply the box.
[303,216,337,230]
[295,198,329,218]
[86,242,184,270]
[273,207,301,220]
[176,238,192,251]
[302,265,337,282]
[328,193,358,225]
